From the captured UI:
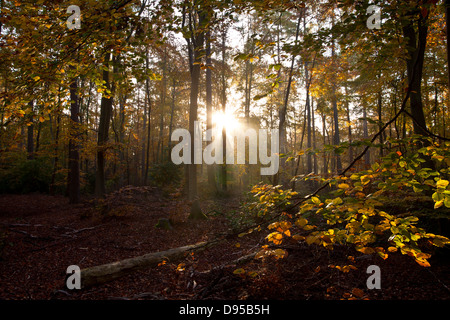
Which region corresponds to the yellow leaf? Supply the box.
[266,232,283,245]
[357,247,375,254]
[295,218,308,228]
[247,271,258,278]
[273,249,287,259]
[33,76,40,81]
[311,196,321,205]
[434,200,444,209]
[292,234,305,241]
[233,268,246,275]
[338,183,350,189]
[306,235,318,245]
[436,179,449,189]
[235,243,240,248]
[387,246,398,252]
[176,263,185,272]
[39,116,45,123]
[361,175,371,185]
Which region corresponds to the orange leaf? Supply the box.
[352,288,365,298]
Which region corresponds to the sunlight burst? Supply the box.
[212,110,241,132]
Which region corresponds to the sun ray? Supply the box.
[212,110,241,132]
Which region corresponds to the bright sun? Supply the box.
[212,110,241,132]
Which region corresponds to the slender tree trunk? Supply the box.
[330,14,341,173]
[205,31,217,193]
[220,27,227,192]
[362,101,370,167]
[377,89,384,157]
[26,100,34,160]
[144,96,152,185]
[95,52,113,197]
[141,76,148,184]
[185,7,207,220]
[446,0,450,96]
[68,75,80,203]
[168,78,176,159]
[402,7,429,136]
[157,49,167,163]
[345,85,353,164]
[321,111,328,176]
[305,64,312,174]
[50,103,61,195]
[311,97,317,174]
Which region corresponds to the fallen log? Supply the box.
[80,240,219,288]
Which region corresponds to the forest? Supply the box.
[0,0,450,305]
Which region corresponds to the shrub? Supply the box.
[0,156,52,194]
[251,136,450,267]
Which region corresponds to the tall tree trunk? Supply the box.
[321,110,328,176]
[185,7,205,203]
[168,78,176,159]
[377,89,384,157]
[144,96,152,185]
[95,52,113,197]
[220,27,227,192]
[185,7,207,220]
[311,97,317,174]
[345,85,353,164]
[305,64,312,174]
[401,7,429,136]
[330,14,342,173]
[446,0,450,96]
[26,100,34,160]
[362,101,370,167]
[157,49,167,163]
[50,101,61,195]
[68,75,80,204]
[205,30,217,193]
[277,11,302,185]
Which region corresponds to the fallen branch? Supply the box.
[65,226,100,235]
[80,240,220,288]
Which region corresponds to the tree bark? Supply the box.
[220,27,227,192]
[68,75,80,204]
[95,52,113,197]
[446,0,450,96]
[26,100,34,160]
[205,30,217,193]
[401,7,429,136]
[80,241,218,288]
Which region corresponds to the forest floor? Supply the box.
[0,186,449,300]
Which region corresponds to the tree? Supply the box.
[68,73,80,204]
[400,3,429,136]
[95,52,114,197]
[182,0,208,219]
